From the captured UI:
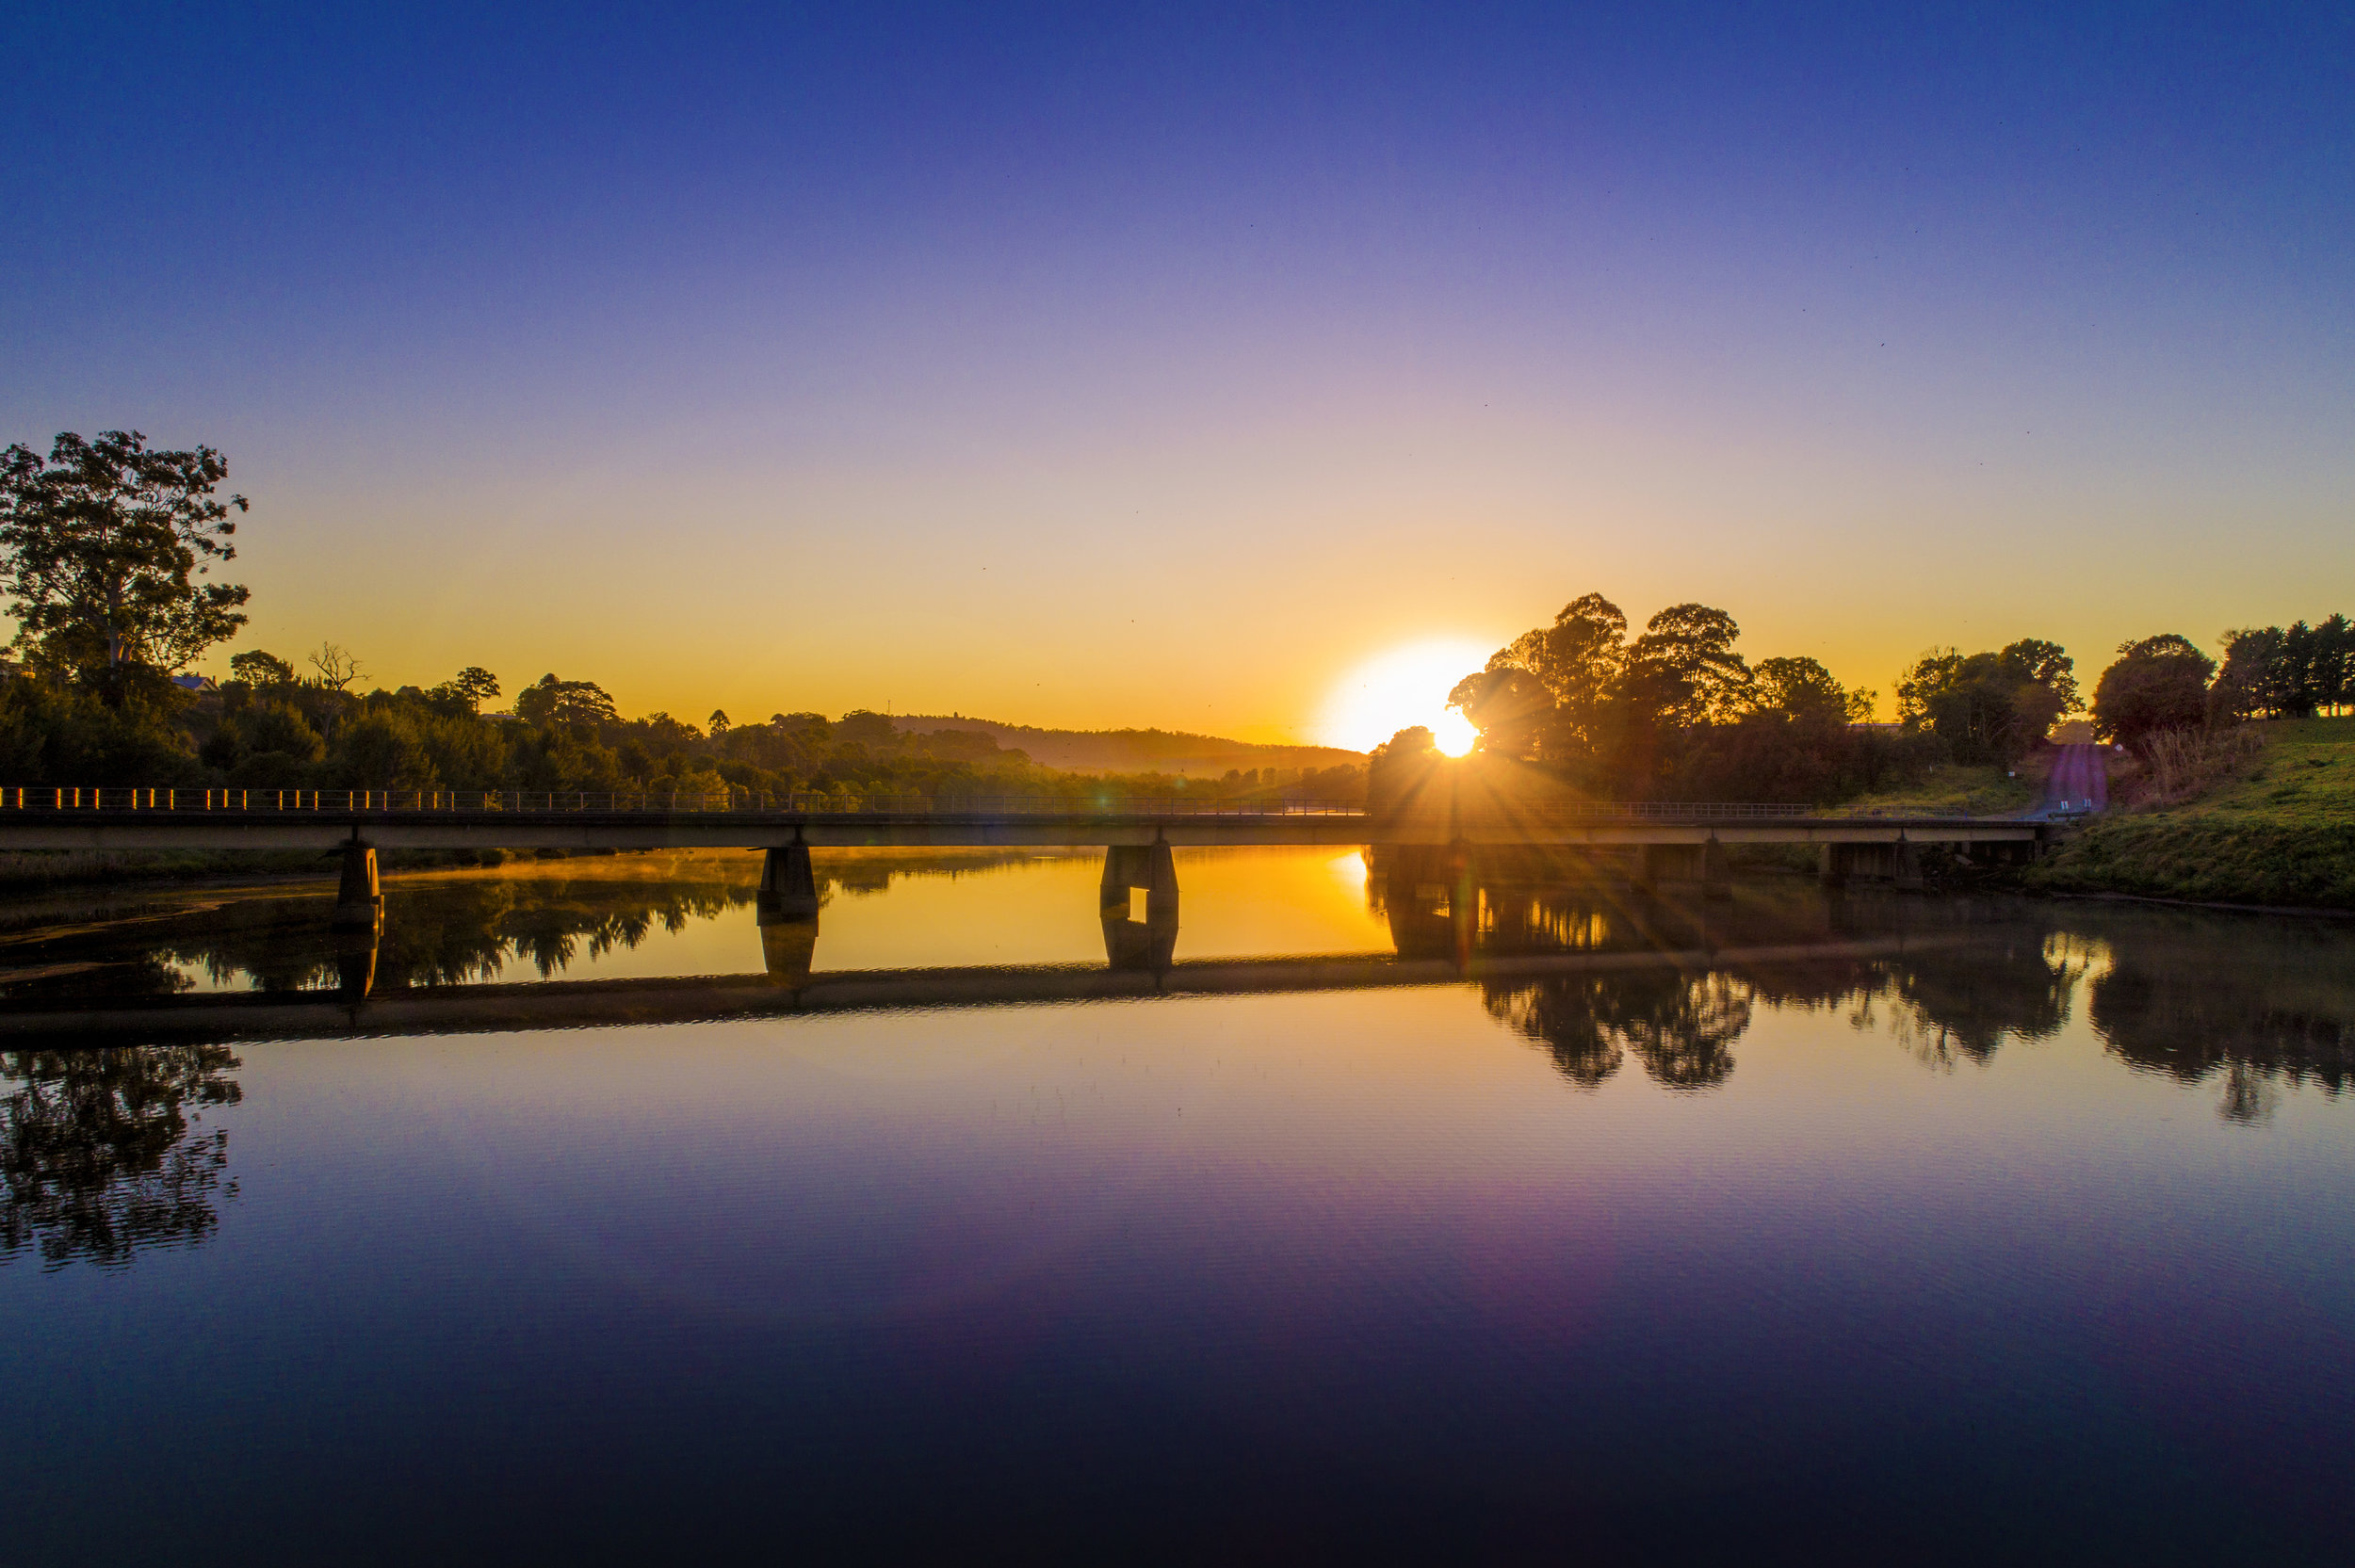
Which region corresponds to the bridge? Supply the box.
[0,786,2046,941]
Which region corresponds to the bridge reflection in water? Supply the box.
[12,890,2355,1273]
[0,844,2172,1053]
[1,849,2347,1104]
[9,862,2355,1271]
[0,840,1953,1034]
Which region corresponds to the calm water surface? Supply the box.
[4,848,2352,1563]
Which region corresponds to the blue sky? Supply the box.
[4,2,2348,738]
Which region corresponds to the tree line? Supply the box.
[1412,590,2347,804]
[1417,593,1979,803]
[2210,618,2355,720]
[0,429,1360,802]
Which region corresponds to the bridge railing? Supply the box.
[0,788,2008,820]
[0,787,1377,816]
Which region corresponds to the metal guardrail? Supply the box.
[0,788,2003,820]
[0,788,1362,816]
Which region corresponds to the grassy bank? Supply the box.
[1728,762,2040,874]
[1843,761,2042,817]
[2028,717,2355,909]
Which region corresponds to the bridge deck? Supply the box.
[0,797,2044,850]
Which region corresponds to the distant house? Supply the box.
[171,674,218,694]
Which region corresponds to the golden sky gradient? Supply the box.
[8,8,2349,746]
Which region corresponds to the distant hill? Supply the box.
[889,715,1363,775]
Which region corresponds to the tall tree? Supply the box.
[2093,635,2216,753]
[2317,615,2355,717]
[2210,625,2285,720]
[447,667,501,712]
[0,430,249,678]
[1750,655,1851,722]
[1625,603,1750,726]
[2000,639,2082,714]
[1896,639,2077,763]
[515,673,620,729]
[228,649,295,687]
[1451,592,1630,765]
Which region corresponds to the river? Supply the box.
[4,847,2351,1562]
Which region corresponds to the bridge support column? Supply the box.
[760,916,819,988]
[1101,840,1179,970]
[1702,834,1731,900]
[1640,843,1706,888]
[1381,842,1475,963]
[757,842,820,922]
[335,925,379,1001]
[1893,834,1925,891]
[332,843,382,931]
[1819,844,1847,886]
[757,839,820,986]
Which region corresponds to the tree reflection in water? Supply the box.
[2,1044,241,1269]
[1485,969,1749,1091]
[114,851,1054,996]
[1872,930,2086,1071]
[158,873,759,993]
[1429,866,2355,1111]
[2087,913,2355,1123]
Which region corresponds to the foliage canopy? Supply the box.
[0,430,248,680]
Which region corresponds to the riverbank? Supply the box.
[2026,717,2355,910]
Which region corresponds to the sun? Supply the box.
[1431,707,1478,756]
[1318,639,1492,756]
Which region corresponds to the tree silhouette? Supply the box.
[2092,634,2216,754]
[0,429,249,676]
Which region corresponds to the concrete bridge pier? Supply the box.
[756,840,820,923]
[1980,839,2038,869]
[1827,842,1893,884]
[1822,838,1927,888]
[760,915,819,987]
[1382,841,1476,964]
[756,839,821,984]
[1639,843,1715,890]
[332,842,382,931]
[1101,840,1179,969]
[1893,834,1925,891]
[334,924,379,1000]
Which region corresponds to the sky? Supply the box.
[3,2,2349,746]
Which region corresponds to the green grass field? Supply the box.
[2029,717,2355,909]
[1844,762,2043,817]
